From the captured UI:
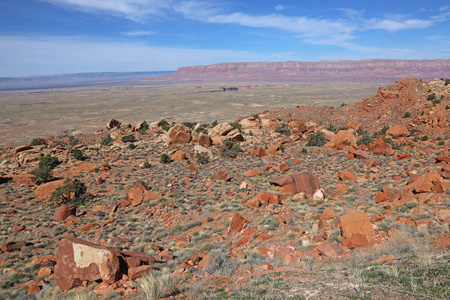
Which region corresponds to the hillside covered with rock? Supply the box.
[0,78,449,299]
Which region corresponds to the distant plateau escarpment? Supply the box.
[144,59,450,82]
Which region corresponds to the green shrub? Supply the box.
[182,122,198,129]
[403,111,411,118]
[100,135,113,146]
[373,125,390,137]
[50,179,88,207]
[31,156,60,183]
[427,93,436,101]
[357,134,375,146]
[158,120,170,131]
[438,141,445,146]
[195,124,208,134]
[275,123,291,136]
[196,152,209,164]
[69,136,79,147]
[31,138,46,146]
[220,139,240,158]
[301,148,308,154]
[160,153,172,164]
[39,156,60,169]
[138,121,149,133]
[72,149,84,160]
[326,124,347,134]
[128,143,136,149]
[306,132,326,147]
[421,135,428,141]
[143,161,151,168]
[122,134,136,143]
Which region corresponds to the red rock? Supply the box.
[187,164,197,172]
[198,133,212,147]
[371,214,384,223]
[128,265,152,280]
[267,243,295,260]
[441,164,450,179]
[334,183,348,195]
[279,161,290,172]
[278,214,292,225]
[38,267,52,278]
[406,170,443,193]
[317,242,346,258]
[244,168,262,177]
[171,150,187,161]
[435,155,450,163]
[366,158,381,168]
[386,125,410,137]
[436,209,450,223]
[227,213,249,237]
[235,237,251,248]
[245,196,261,208]
[343,233,369,248]
[13,225,25,233]
[354,149,369,159]
[325,130,356,149]
[396,153,411,160]
[435,236,450,249]
[95,177,104,185]
[128,180,162,207]
[257,191,282,205]
[288,120,307,135]
[320,207,337,221]
[1,241,26,252]
[27,282,41,294]
[211,169,232,182]
[249,146,266,157]
[167,124,191,145]
[80,222,99,233]
[270,172,320,195]
[268,144,281,155]
[106,119,121,130]
[338,170,356,181]
[340,210,375,239]
[35,179,65,201]
[375,192,388,203]
[54,205,76,221]
[54,237,121,290]
[415,218,432,229]
[431,182,450,193]
[131,121,144,132]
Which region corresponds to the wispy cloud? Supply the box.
[122,30,155,36]
[366,19,433,31]
[275,5,286,11]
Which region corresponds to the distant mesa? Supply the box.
[144,59,450,83]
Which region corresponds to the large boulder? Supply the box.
[270,172,320,195]
[106,119,121,130]
[209,122,234,136]
[288,120,307,135]
[325,130,356,149]
[227,213,249,237]
[167,124,192,145]
[128,181,162,207]
[54,237,121,290]
[386,125,410,138]
[340,210,375,239]
[35,179,65,201]
[54,205,76,221]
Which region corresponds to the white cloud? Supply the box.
[366,19,433,31]
[122,30,155,36]
[41,0,172,21]
[275,5,286,11]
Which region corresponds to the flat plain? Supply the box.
[0,81,384,147]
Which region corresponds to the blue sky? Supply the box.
[1,0,449,76]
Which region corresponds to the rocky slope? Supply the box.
[0,78,449,299]
[145,59,450,82]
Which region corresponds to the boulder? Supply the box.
[270,172,320,196]
[288,120,307,135]
[338,170,357,181]
[106,119,121,130]
[239,117,261,130]
[249,146,266,157]
[128,181,162,206]
[54,205,76,221]
[343,233,369,249]
[171,150,187,161]
[386,125,410,138]
[54,237,121,290]
[211,169,232,182]
[325,130,356,149]
[406,170,443,193]
[227,213,249,237]
[260,118,280,130]
[340,210,375,239]
[198,133,212,147]
[317,242,346,258]
[167,124,192,145]
[35,179,65,201]
[209,122,234,136]
[131,122,144,132]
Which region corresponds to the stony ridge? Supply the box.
[145,59,450,82]
[0,77,449,299]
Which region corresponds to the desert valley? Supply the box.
[0,60,449,300]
